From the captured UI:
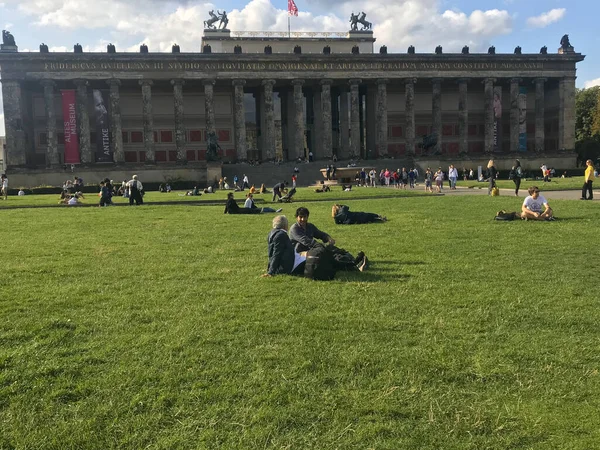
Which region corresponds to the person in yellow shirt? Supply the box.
[581,159,595,200]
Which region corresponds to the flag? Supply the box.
[288,0,298,16]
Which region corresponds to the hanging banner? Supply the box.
[93,89,112,163]
[518,86,527,152]
[61,90,80,164]
[493,86,502,152]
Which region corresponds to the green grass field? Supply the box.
[1,191,599,449]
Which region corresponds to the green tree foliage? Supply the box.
[575,86,600,141]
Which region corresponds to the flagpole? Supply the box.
[288,15,291,38]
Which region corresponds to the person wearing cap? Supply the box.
[521,186,554,221]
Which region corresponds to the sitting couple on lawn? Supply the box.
[262,207,371,279]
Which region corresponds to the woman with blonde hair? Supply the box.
[331,204,386,225]
[581,159,595,200]
[486,159,497,196]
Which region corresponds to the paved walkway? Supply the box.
[439,186,592,201]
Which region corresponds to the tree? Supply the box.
[575,86,600,141]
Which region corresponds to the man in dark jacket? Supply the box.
[224,192,261,214]
[262,215,305,277]
[272,181,287,202]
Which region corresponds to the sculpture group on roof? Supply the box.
[2,30,16,46]
[349,12,371,31]
[204,10,228,30]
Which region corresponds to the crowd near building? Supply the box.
[0,22,584,186]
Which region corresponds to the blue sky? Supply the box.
[1,0,599,136]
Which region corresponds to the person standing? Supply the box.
[272,181,287,202]
[448,164,458,190]
[513,159,523,197]
[581,159,595,200]
[291,174,297,189]
[369,169,377,187]
[540,163,548,182]
[242,174,249,190]
[486,160,497,196]
[1,174,8,200]
[127,175,144,205]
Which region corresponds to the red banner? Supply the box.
[288,0,298,16]
[61,90,80,164]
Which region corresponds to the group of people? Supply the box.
[263,206,375,278]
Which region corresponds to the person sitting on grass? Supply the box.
[261,215,306,277]
[244,193,281,213]
[289,207,369,271]
[521,186,555,221]
[331,204,387,225]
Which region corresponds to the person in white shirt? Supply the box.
[448,165,458,190]
[18,189,25,196]
[127,175,144,205]
[521,186,554,221]
[1,174,8,200]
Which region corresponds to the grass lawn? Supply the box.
[1,193,599,449]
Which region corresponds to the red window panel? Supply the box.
[468,124,477,136]
[447,142,459,154]
[442,125,454,136]
[131,131,143,143]
[416,125,429,136]
[397,143,406,155]
[122,131,129,143]
[125,152,138,163]
[218,129,230,142]
[186,150,197,161]
[198,149,206,160]
[390,126,402,138]
[526,123,535,134]
[168,151,177,161]
[139,151,146,162]
[190,130,203,142]
[161,130,173,143]
[155,151,167,162]
[468,142,484,153]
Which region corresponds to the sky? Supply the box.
[1,0,599,136]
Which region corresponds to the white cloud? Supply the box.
[3,0,513,54]
[584,78,600,89]
[4,22,13,28]
[526,8,566,28]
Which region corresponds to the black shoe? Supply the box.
[354,251,365,265]
[358,256,369,272]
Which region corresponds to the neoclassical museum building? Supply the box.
[0,24,585,185]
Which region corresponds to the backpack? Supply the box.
[495,210,519,221]
[491,187,500,197]
[304,244,336,280]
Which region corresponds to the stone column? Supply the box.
[107,79,124,163]
[534,78,546,153]
[203,79,216,137]
[559,76,576,151]
[405,78,416,156]
[1,80,27,166]
[458,78,469,155]
[171,79,186,163]
[41,80,59,167]
[349,79,361,159]
[262,79,276,160]
[432,78,442,154]
[74,79,92,164]
[376,79,388,158]
[292,79,305,160]
[483,78,495,153]
[320,79,333,159]
[139,79,155,163]
[339,89,350,160]
[510,78,521,153]
[233,80,247,161]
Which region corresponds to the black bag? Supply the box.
[494,210,519,221]
[304,244,336,280]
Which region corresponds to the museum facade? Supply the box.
[0,29,585,184]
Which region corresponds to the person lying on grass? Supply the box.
[244,193,281,213]
[331,204,387,225]
[262,215,306,277]
[289,206,369,271]
[521,186,555,221]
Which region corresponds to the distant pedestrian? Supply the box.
[127,175,144,205]
[581,159,595,200]
[1,174,8,200]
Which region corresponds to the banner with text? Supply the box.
[493,86,502,152]
[61,89,80,164]
[518,87,527,152]
[93,89,112,163]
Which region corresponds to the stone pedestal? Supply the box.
[233,80,247,161]
[74,79,92,164]
[171,79,187,163]
[107,79,124,163]
[139,80,155,163]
